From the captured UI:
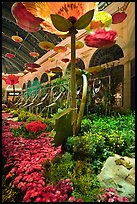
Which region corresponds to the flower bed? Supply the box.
[2,111,133,202]
[2,114,77,202]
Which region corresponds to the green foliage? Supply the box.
[51,14,72,32]
[80,118,93,133]
[66,133,113,174]
[2,176,19,202]
[74,9,94,30]
[89,112,135,157]
[52,108,73,147]
[9,109,19,117]
[66,111,135,173]
[43,153,101,202]
[2,160,23,202]
[71,160,101,202]
[44,152,74,185]
[17,110,34,122]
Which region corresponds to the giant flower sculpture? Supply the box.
[11,2,117,147]
[2,74,19,102]
[12,2,97,136]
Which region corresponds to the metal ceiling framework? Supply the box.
[2,2,112,74]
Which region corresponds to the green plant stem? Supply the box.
[12,84,15,103]
[76,74,88,135]
[70,30,77,136]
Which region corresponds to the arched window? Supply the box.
[89,44,124,67]
[27,80,32,97]
[22,83,26,90]
[32,77,41,96]
[89,44,124,109]
[51,66,63,80]
[27,80,31,88]
[40,73,48,84]
[66,58,85,74]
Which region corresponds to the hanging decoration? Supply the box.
[23,70,29,75]
[67,41,84,49]
[29,51,39,58]
[112,12,127,24]
[25,67,37,72]
[85,11,112,31]
[49,67,62,73]
[5,53,15,59]
[54,46,67,53]
[38,41,55,50]
[11,35,23,43]
[11,2,43,32]
[25,62,41,69]
[84,28,117,48]
[61,58,70,63]
[48,57,56,62]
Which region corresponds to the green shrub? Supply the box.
[9,109,19,117]
[43,153,101,202]
[66,133,113,174]
[71,160,101,202]
[44,152,74,185]
[79,112,135,158]
[17,111,33,122]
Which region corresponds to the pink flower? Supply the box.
[122,196,129,202]
[76,198,84,202]
[68,196,77,202]
[108,197,115,202]
[84,28,117,48]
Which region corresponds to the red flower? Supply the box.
[84,28,117,48]
[25,121,47,134]
[2,74,19,85]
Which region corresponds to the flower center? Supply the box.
[68,16,77,24]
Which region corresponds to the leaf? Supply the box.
[51,14,72,32]
[74,9,94,30]
[52,108,73,147]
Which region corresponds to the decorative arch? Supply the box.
[32,77,41,96]
[40,73,48,84]
[51,66,63,80]
[22,83,26,90]
[88,44,124,110]
[27,80,31,88]
[66,58,85,72]
[89,44,124,67]
[32,77,39,86]
[27,80,32,97]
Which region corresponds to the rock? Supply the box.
[98,154,135,202]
